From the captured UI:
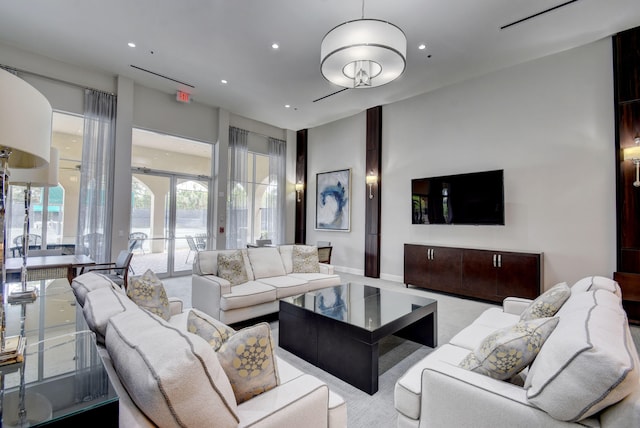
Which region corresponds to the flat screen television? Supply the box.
[412,169,504,225]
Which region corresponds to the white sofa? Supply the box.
[192,245,341,324]
[72,272,347,428]
[394,276,640,428]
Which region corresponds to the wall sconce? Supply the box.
[295,182,304,202]
[366,171,378,199]
[624,136,640,187]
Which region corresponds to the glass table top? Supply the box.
[0,279,118,427]
[281,282,437,332]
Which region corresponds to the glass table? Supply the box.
[279,283,438,394]
[0,279,118,427]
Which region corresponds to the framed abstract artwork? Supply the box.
[316,168,351,231]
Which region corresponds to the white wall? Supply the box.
[307,38,616,290]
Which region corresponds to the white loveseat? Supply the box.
[192,245,341,324]
[72,272,347,428]
[394,276,640,428]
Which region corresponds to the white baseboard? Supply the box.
[333,266,404,284]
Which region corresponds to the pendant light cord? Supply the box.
[361,0,365,19]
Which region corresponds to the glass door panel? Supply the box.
[130,173,170,277]
[173,178,209,273]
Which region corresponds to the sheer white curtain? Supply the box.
[76,89,116,263]
[226,127,248,249]
[266,137,286,244]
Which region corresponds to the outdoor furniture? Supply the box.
[194,233,207,250]
[11,234,42,256]
[81,250,133,289]
[185,236,201,263]
[128,232,147,254]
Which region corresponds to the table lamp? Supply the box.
[0,68,52,350]
[8,147,59,301]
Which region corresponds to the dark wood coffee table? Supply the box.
[279,283,437,394]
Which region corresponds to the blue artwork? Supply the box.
[316,169,350,231]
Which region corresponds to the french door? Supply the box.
[130,170,210,278]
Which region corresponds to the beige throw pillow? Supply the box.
[520,282,570,321]
[127,269,171,321]
[218,251,249,286]
[217,322,279,404]
[292,245,320,273]
[459,317,559,380]
[187,309,236,351]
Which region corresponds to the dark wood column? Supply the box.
[295,129,308,244]
[614,26,640,324]
[365,106,382,278]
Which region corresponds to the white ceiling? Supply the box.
[1,0,639,131]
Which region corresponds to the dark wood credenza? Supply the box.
[404,243,542,303]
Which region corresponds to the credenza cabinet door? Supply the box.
[428,247,463,293]
[495,253,540,300]
[461,249,498,299]
[404,244,429,287]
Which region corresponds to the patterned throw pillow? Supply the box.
[187,309,236,351]
[126,269,171,321]
[292,245,320,273]
[459,317,559,380]
[218,251,249,286]
[520,282,570,321]
[217,322,279,404]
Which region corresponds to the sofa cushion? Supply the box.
[217,250,249,286]
[525,290,639,421]
[71,272,117,307]
[257,276,308,299]
[220,281,278,311]
[519,282,570,321]
[278,245,294,274]
[292,245,320,273]
[127,269,171,321]
[217,322,280,404]
[571,275,622,297]
[187,308,236,351]
[459,317,558,380]
[83,286,138,344]
[247,247,286,279]
[289,272,341,291]
[106,309,239,427]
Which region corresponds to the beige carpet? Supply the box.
[163,272,640,428]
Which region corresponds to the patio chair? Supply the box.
[12,234,42,256]
[128,232,147,254]
[81,250,134,290]
[186,236,200,264]
[194,233,207,250]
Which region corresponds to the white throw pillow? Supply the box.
[525,290,639,421]
[571,276,622,297]
[247,247,286,279]
[106,309,239,427]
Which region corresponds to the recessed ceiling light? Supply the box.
[221,79,228,84]
[285,104,290,108]
[272,43,279,49]
[418,44,426,50]
[128,42,136,48]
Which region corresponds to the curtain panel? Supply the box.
[76,89,116,263]
[226,127,248,249]
[267,137,286,245]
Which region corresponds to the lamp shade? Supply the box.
[321,19,407,88]
[0,68,51,168]
[624,146,640,161]
[10,147,59,187]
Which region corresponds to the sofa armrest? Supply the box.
[191,274,231,320]
[503,297,532,316]
[168,297,183,316]
[419,360,574,428]
[237,374,331,427]
[319,263,334,275]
